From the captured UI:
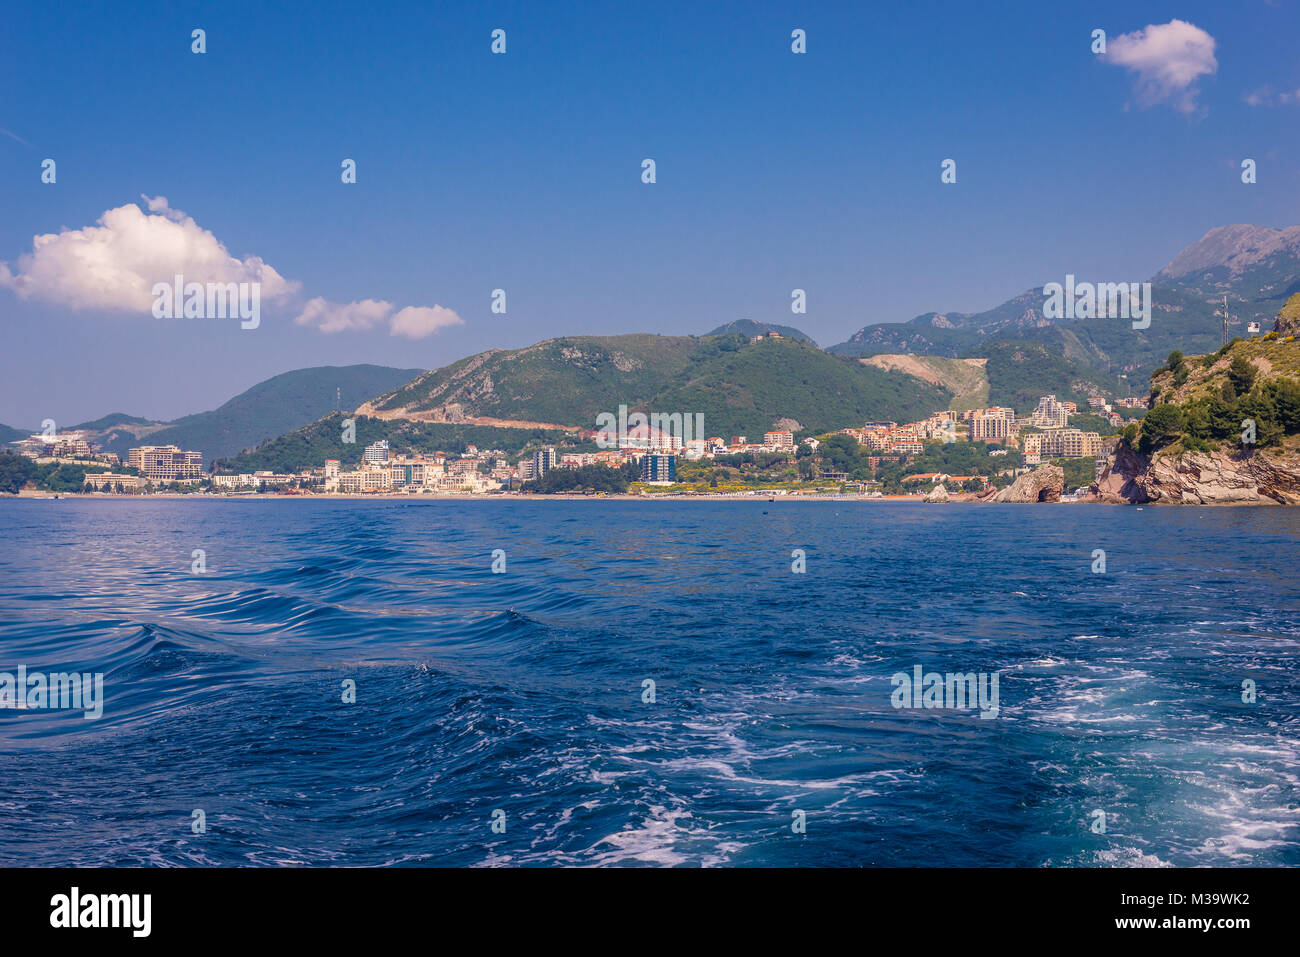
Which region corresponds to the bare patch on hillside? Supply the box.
[860,354,989,410]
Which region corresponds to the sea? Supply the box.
[1,498,1297,867]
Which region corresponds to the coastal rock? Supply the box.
[1095,444,1300,505]
[1092,444,1151,504]
[991,464,1064,503]
[923,483,950,503]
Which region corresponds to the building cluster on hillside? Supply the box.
[11,430,119,465]
[58,383,1138,496]
[835,393,1116,472]
[838,421,925,455]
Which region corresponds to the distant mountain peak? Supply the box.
[705,319,818,347]
[1158,224,1300,280]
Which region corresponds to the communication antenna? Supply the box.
[1214,295,1240,346]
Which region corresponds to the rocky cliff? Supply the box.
[1275,292,1300,337]
[991,464,1064,503]
[1092,442,1300,505]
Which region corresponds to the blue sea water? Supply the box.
[0,498,1297,867]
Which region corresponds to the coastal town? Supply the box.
[2,389,1145,500]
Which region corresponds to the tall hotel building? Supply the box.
[127,445,204,481]
[641,452,677,484]
[970,412,1012,441]
[532,447,557,478]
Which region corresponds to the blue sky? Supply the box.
[2,0,1298,426]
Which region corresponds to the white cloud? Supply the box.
[389,305,463,339]
[2,196,461,339]
[1244,86,1300,107]
[294,297,394,333]
[1103,19,1217,115]
[295,298,464,339]
[0,195,300,311]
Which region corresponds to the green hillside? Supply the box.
[214,413,569,473]
[973,340,1119,412]
[1135,331,1300,455]
[368,334,703,426]
[97,364,424,464]
[0,422,29,445]
[365,333,952,439]
[71,412,154,431]
[828,318,986,358]
[648,337,949,436]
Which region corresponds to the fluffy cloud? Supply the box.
[2,196,462,339]
[389,305,463,339]
[294,297,394,333]
[0,195,300,310]
[1103,19,1217,115]
[295,298,464,339]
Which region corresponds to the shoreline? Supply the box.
[5,490,1135,504]
[6,490,1292,505]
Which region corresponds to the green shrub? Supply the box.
[1227,356,1257,396]
[1138,404,1184,454]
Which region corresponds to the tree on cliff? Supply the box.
[1138,404,1184,454]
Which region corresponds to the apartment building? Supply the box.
[1021,432,1043,465]
[210,473,258,489]
[532,447,557,478]
[383,456,444,488]
[51,436,94,458]
[1024,429,1102,462]
[1060,430,1102,458]
[641,452,677,484]
[127,445,204,481]
[336,472,367,494]
[1031,395,1070,430]
[83,472,147,492]
[970,413,1011,441]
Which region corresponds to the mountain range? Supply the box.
[5,223,1296,468]
[1,365,422,465]
[358,333,950,440]
[827,224,1300,378]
